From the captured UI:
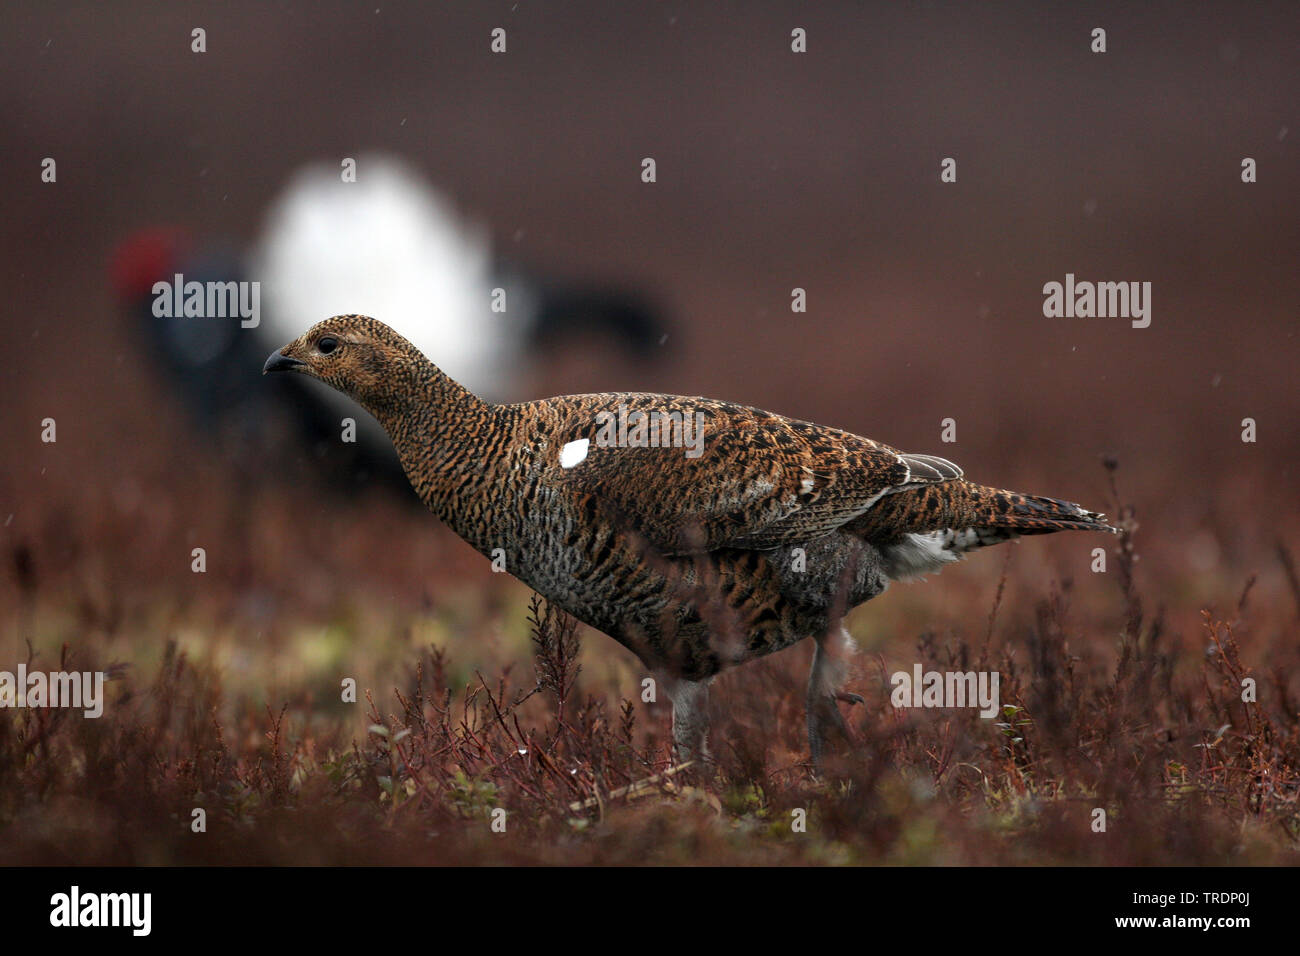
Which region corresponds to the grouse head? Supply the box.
[263,314,435,414]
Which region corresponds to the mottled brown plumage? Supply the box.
[265,315,1116,769]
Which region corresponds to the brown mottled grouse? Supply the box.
[266,315,1116,769]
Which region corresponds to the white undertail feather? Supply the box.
[884,531,963,580]
[883,527,1020,581]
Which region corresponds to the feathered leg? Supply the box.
[807,626,864,772]
[659,673,711,767]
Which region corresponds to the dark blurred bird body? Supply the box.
[267,315,1115,768]
[112,156,667,498]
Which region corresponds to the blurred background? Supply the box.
[0,1,1297,864]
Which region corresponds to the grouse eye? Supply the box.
[317,336,338,355]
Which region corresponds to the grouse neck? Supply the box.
[373,361,511,515]
[362,353,482,431]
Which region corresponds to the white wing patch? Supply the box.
[559,439,590,469]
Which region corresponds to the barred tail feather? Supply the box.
[975,487,1117,536]
[864,480,1117,581]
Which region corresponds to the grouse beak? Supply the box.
[263,348,307,374]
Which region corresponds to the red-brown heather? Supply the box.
[3,2,1298,866]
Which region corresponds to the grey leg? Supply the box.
[659,673,711,766]
[807,627,863,772]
